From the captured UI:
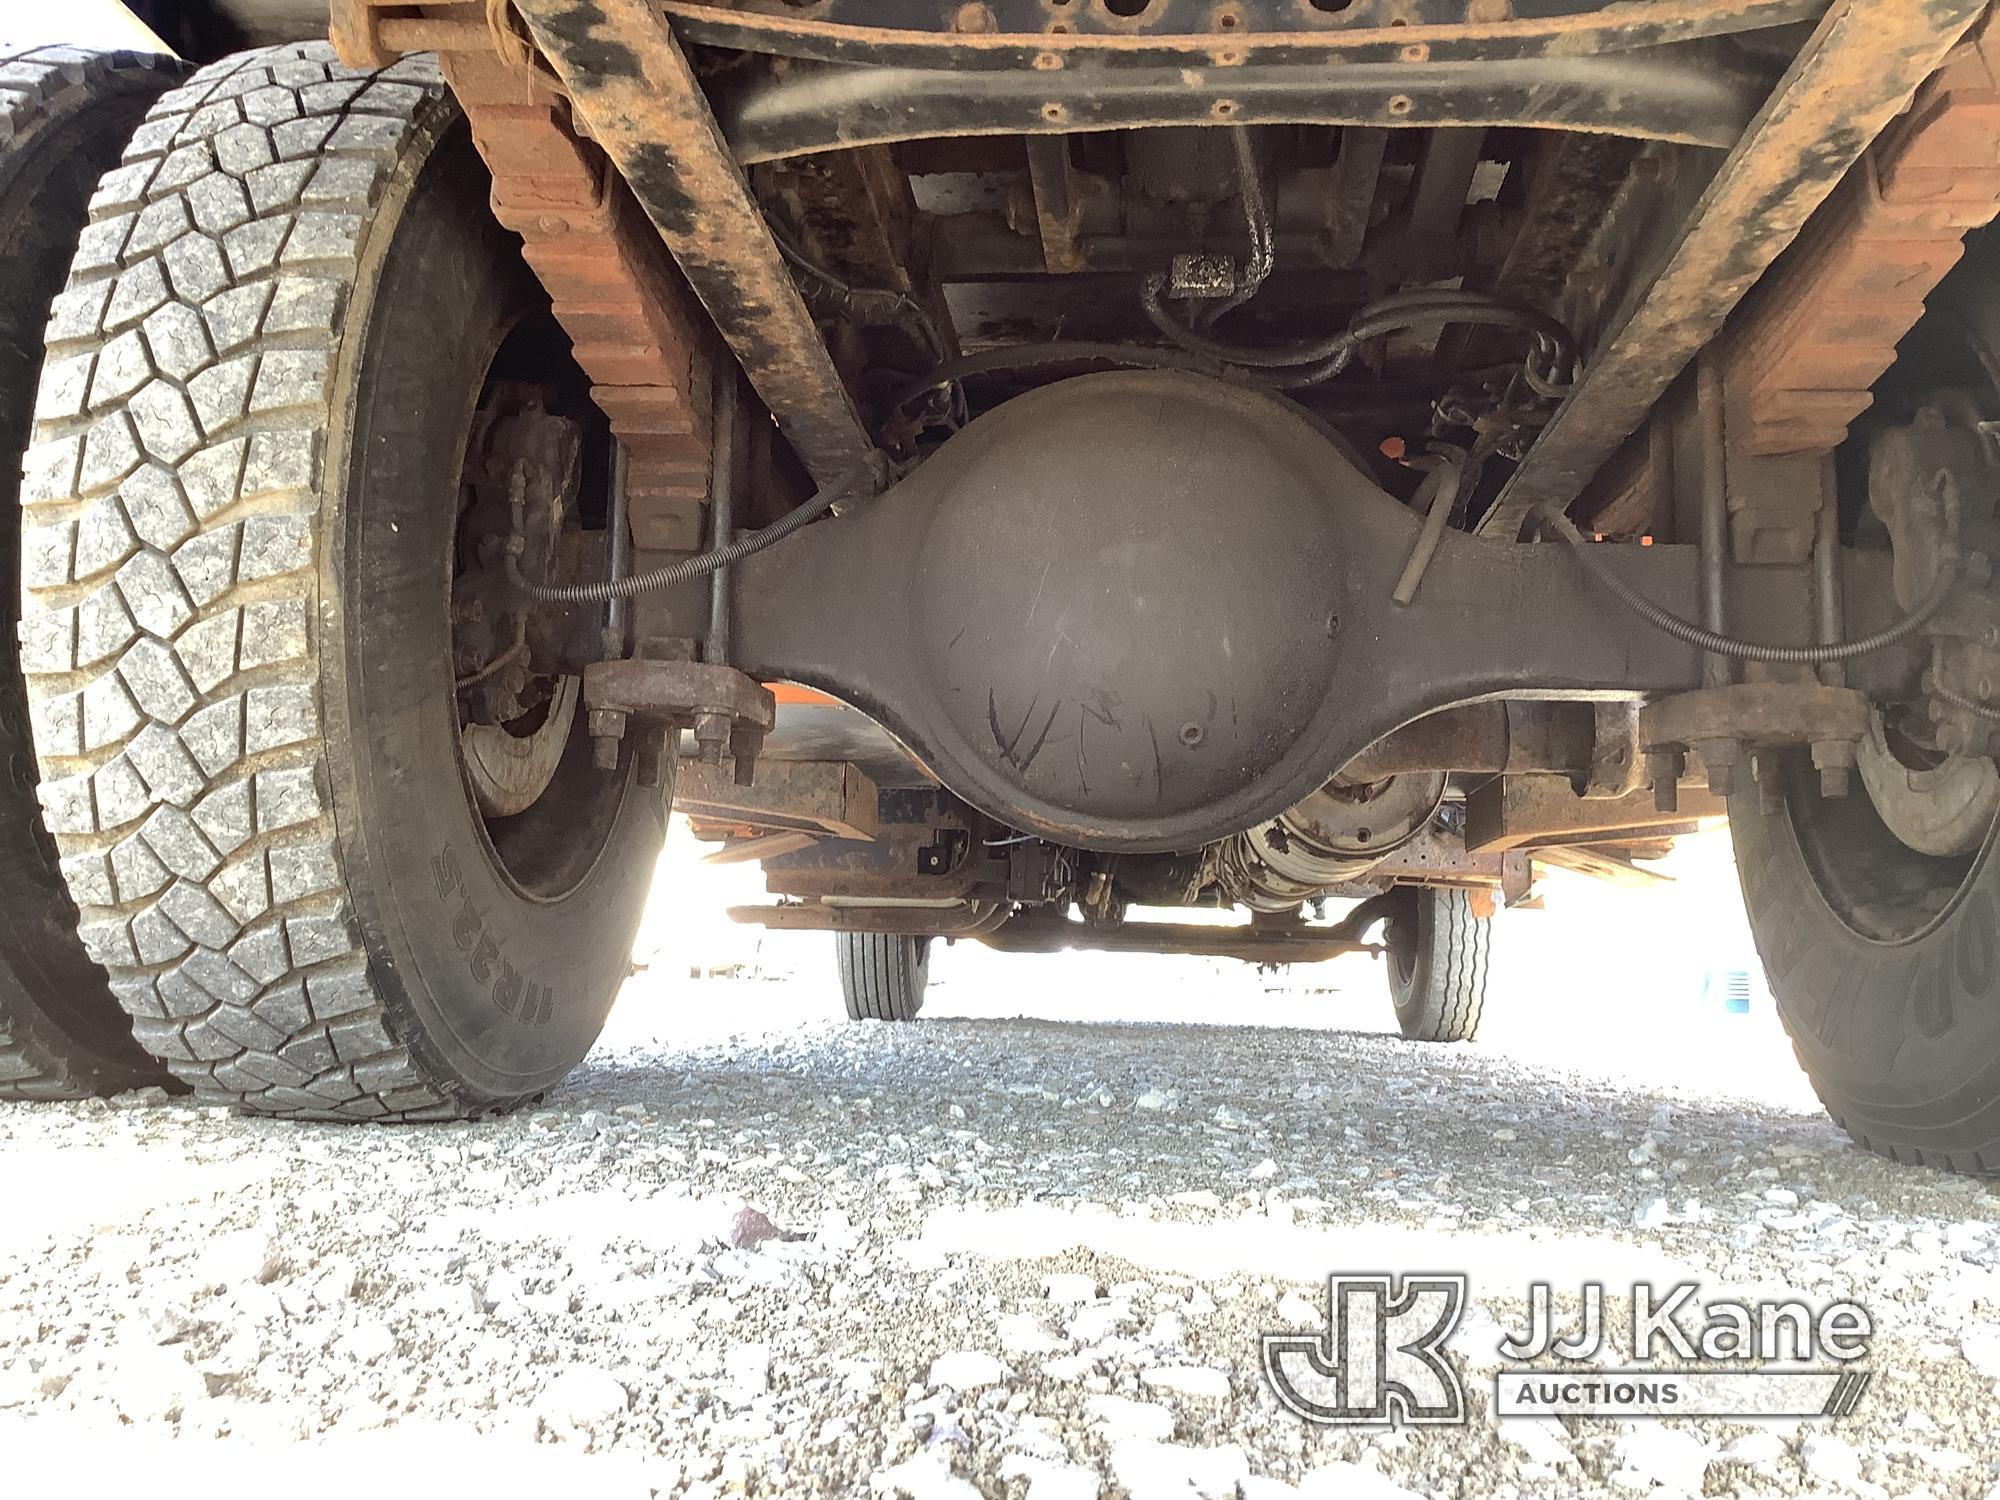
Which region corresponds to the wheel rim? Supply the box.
[1788,749,1994,946]
[1792,258,2000,944]
[1854,706,2000,857]
[463,674,580,818]
[1383,891,1421,991]
[447,330,624,903]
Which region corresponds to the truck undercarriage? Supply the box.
[333,0,1992,942]
[7,0,2000,1165]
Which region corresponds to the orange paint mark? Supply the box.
[766,683,842,708]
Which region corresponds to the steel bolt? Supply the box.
[730,726,764,788]
[1810,737,1856,800]
[1694,736,1742,798]
[1645,747,1684,813]
[1752,753,1784,814]
[635,729,667,790]
[692,710,731,767]
[587,708,627,772]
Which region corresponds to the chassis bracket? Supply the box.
[584,657,776,786]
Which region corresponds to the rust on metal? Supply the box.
[976,913,1377,963]
[1332,701,1603,782]
[1023,137,1087,274]
[1638,682,1869,746]
[715,52,1760,161]
[657,0,1830,70]
[1463,775,1725,852]
[332,0,717,551]
[1478,0,1989,538]
[760,147,923,296]
[675,759,882,841]
[1723,9,2000,454]
[1323,125,1386,267]
[584,657,778,727]
[728,900,1010,936]
[756,145,958,399]
[509,0,878,485]
[1342,826,1532,890]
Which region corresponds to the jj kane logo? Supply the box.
[1263,1276,1872,1425]
[1261,1274,1468,1425]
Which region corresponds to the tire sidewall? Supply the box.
[1732,781,2000,1154]
[907,935,929,1017]
[1387,893,1429,1033]
[0,55,176,1088]
[320,115,662,1105]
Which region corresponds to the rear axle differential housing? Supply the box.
[733,371,1703,849]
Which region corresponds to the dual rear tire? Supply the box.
[0,47,182,1099]
[16,45,661,1118]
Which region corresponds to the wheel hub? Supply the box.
[452,383,588,819]
[1856,706,2000,857]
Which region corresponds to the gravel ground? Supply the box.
[3,941,1999,1500]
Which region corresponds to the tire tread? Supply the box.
[1390,888,1488,1043]
[837,932,926,1022]
[19,43,464,1119]
[0,45,184,1100]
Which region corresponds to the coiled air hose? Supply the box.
[508,457,882,605]
[1533,502,1962,664]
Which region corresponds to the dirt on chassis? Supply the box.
[6,0,2000,1169]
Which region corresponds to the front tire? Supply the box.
[19,46,663,1119]
[838,932,930,1021]
[1385,887,1488,1042]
